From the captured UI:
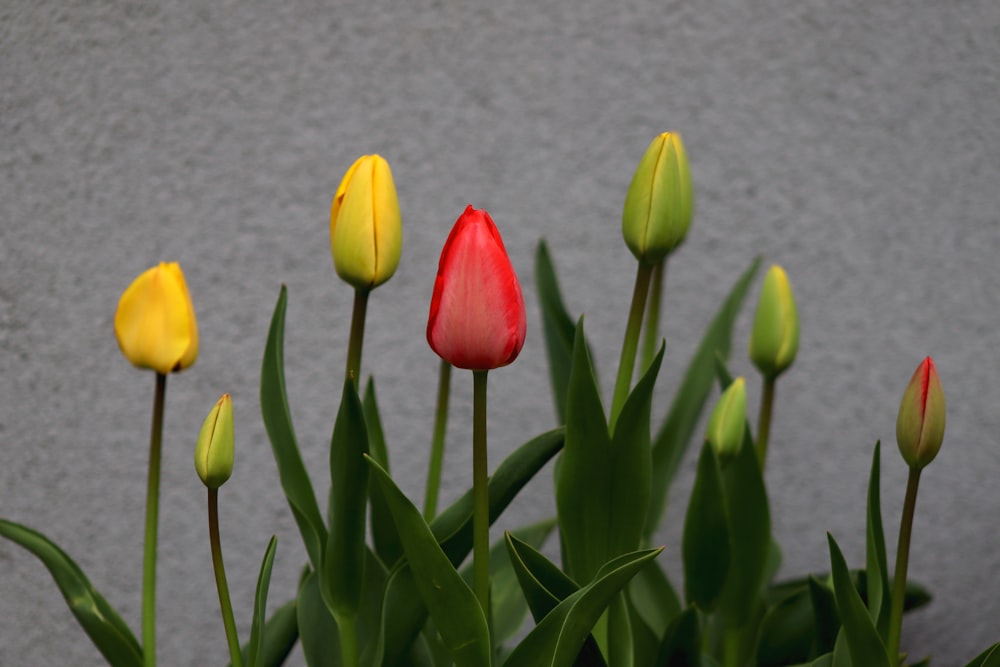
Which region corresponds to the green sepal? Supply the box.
[827,534,890,667]
[363,378,403,566]
[0,519,143,667]
[367,456,491,667]
[645,257,761,540]
[246,536,278,667]
[535,240,595,424]
[556,319,662,582]
[682,441,730,612]
[502,547,664,667]
[260,286,326,569]
[653,607,701,667]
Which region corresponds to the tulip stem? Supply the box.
[887,467,921,665]
[472,369,491,619]
[611,262,655,429]
[423,359,452,521]
[346,289,370,387]
[142,372,166,667]
[207,489,242,667]
[640,259,667,372]
[336,614,359,667]
[755,377,776,468]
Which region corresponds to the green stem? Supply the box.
[423,359,452,521]
[640,259,666,372]
[472,370,491,618]
[610,262,655,428]
[755,377,776,468]
[208,489,242,667]
[142,372,166,667]
[722,626,741,667]
[887,467,922,665]
[335,614,359,667]
[345,288,370,387]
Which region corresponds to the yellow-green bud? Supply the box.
[330,154,402,290]
[622,132,693,265]
[896,357,946,470]
[706,377,747,463]
[194,394,234,489]
[749,265,800,380]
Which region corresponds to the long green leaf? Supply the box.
[247,536,278,667]
[682,442,730,612]
[809,575,840,656]
[756,586,814,667]
[231,599,298,667]
[654,607,701,667]
[827,534,889,667]
[645,257,761,539]
[322,377,369,620]
[260,286,326,569]
[297,571,338,667]
[363,378,402,566]
[502,548,663,667]
[0,519,143,667]
[865,442,891,637]
[535,240,592,424]
[965,642,1000,667]
[378,428,564,665]
[368,456,491,667]
[557,320,662,582]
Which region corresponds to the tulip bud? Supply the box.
[195,394,234,489]
[114,262,198,374]
[896,357,946,469]
[330,154,402,290]
[705,377,747,464]
[622,132,693,264]
[749,265,799,380]
[427,205,527,370]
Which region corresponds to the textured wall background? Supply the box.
[2,1,999,664]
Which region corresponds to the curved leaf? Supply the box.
[0,519,143,667]
[654,607,701,667]
[865,442,891,637]
[247,536,278,667]
[231,599,297,667]
[260,286,325,569]
[682,442,730,612]
[363,378,402,566]
[827,534,889,667]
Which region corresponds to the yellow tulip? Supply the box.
[705,377,747,464]
[330,154,402,290]
[114,262,198,374]
[749,265,799,380]
[195,394,234,489]
[622,132,693,264]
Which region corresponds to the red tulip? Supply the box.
[427,205,527,370]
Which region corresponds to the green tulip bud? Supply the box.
[194,394,234,489]
[706,377,747,464]
[749,265,800,380]
[896,357,946,470]
[622,132,693,264]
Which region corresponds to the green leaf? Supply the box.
[368,456,491,667]
[827,534,889,667]
[378,428,564,665]
[756,586,814,667]
[964,642,1000,667]
[653,607,701,667]
[504,532,608,666]
[260,286,326,569]
[247,536,278,667]
[297,571,339,667]
[535,240,593,424]
[865,442,891,637]
[0,519,143,667]
[720,435,771,628]
[503,548,663,667]
[682,442,730,612]
[627,558,682,645]
[322,377,370,620]
[557,320,662,582]
[808,575,840,656]
[363,378,403,567]
[645,257,761,540]
[231,599,298,667]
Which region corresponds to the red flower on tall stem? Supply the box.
[427,205,526,370]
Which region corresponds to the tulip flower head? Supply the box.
[114,262,198,374]
[330,154,402,290]
[195,394,234,489]
[622,132,694,265]
[427,206,527,370]
[749,265,799,380]
[896,357,946,470]
[706,377,747,464]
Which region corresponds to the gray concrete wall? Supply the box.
[2,1,999,664]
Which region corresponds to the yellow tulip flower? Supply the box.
[114,262,198,374]
[195,394,234,489]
